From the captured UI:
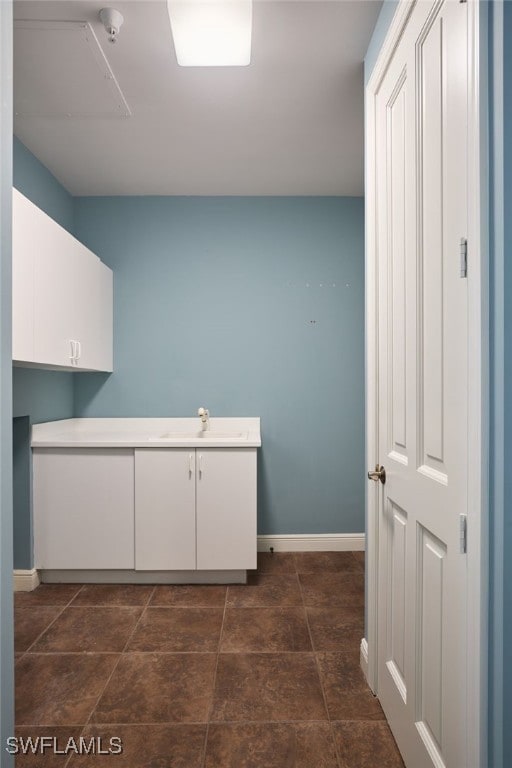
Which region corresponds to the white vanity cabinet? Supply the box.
[135,448,257,572]
[12,188,113,372]
[31,418,261,581]
[33,448,135,570]
[135,449,197,571]
[196,449,257,570]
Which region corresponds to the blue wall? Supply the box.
[489,4,504,765]
[486,2,512,765]
[13,417,31,572]
[12,140,366,557]
[13,137,74,232]
[503,0,512,755]
[491,2,512,766]
[1,2,14,763]
[74,196,365,535]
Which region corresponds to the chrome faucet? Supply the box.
[198,407,209,430]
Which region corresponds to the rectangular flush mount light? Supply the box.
[167,0,252,66]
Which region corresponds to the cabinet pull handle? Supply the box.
[198,453,203,476]
[70,340,77,364]
[76,340,81,361]
[189,453,193,475]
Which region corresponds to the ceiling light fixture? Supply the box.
[166,0,252,67]
[99,7,124,44]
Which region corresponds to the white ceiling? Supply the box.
[13,0,381,196]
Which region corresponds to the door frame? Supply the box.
[363,2,488,766]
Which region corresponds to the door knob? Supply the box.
[367,464,386,484]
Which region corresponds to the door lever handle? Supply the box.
[367,465,386,484]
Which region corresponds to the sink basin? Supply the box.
[153,431,247,440]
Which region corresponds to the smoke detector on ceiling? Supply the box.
[99,8,124,44]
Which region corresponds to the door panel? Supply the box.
[374,1,468,766]
[420,13,446,474]
[135,449,196,571]
[386,500,407,700]
[417,526,445,754]
[33,217,77,367]
[388,74,408,463]
[196,449,257,571]
[33,449,134,570]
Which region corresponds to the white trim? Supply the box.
[13,568,39,591]
[466,2,488,765]
[367,0,416,94]
[39,569,247,584]
[365,0,486,762]
[365,3,417,698]
[257,533,365,552]
[364,44,380,696]
[360,637,369,678]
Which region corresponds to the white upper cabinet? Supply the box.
[12,188,113,372]
[12,189,37,362]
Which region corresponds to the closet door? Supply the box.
[373,2,469,766]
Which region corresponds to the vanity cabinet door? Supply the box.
[33,449,135,570]
[135,449,196,570]
[196,448,257,570]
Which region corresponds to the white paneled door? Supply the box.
[370,1,469,766]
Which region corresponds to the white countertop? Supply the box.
[31,418,261,448]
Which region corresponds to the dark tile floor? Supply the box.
[14,551,405,767]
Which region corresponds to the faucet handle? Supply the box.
[198,407,207,417]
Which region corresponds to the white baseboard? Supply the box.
[360,637,369,678]
[257,533,365,552]
[13,569,40,592]
[16,538,365,588]
[39,569,247,584]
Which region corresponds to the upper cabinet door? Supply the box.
[33,216,81,368]
[89,261,113,372]
[71,241,113,372]
[12,189,36,362]
[12,188,113,372]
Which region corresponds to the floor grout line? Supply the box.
[81,585,158,731]
[299,569,344,768]
[20,585,85,654]
[18,718,381,728]
[200,585,229,768]
[16,586,84,768]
